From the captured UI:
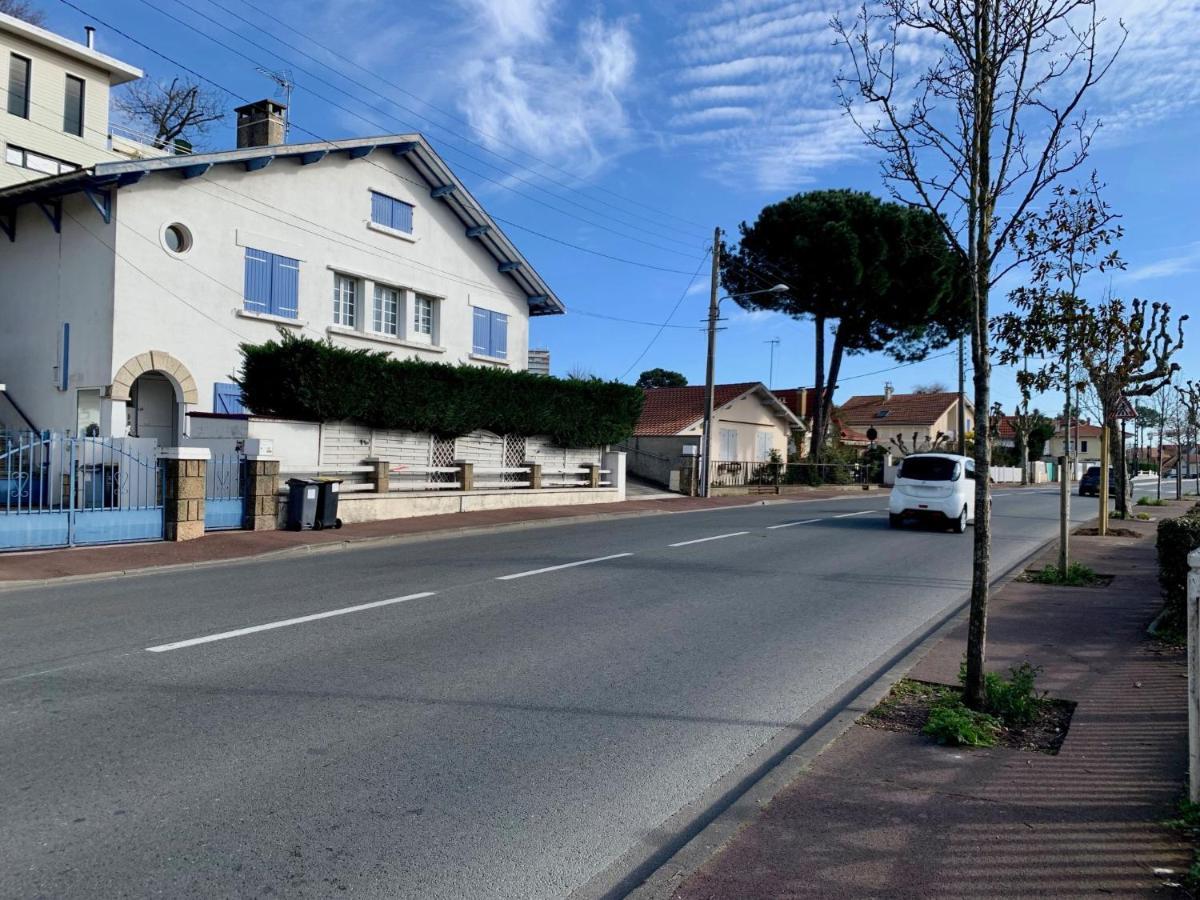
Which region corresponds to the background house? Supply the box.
[622,382,803,487]
[837,385,974,455]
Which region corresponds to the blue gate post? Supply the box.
[160,447,210,541]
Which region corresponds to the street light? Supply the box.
[700,283,789,497]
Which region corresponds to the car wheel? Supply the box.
[889,513,903,529]
[953,506,968,534]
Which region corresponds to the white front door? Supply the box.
[131,373,176,446]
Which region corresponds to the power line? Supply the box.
[490,217,704,276]
[120,0,707,260]
[620,251,713,380]
[234,0,711,236]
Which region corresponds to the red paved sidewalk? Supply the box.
[0,488,869,584]
[667,505,1192,898]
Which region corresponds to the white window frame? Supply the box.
[411,293,435,342]
[719,428,739,461]
[333,273,359,328]
[755,431,774,462]
[372,284,401,337]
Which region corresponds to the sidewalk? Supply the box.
[0,487,869,585]
[663,505,1192,898]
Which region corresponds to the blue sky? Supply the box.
[37,0,1200,413]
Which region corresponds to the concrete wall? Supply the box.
[0,192,116,433]
[320,487,623,526]
[679,390,791,462]
[109,148,532,428]
[0,20,125,187]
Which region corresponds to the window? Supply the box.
[874,409,891,418]
[755,431,774,462]
[1081,440,1089,453]
[213,382,246,414]
[413,294,434,336]
[899,456,960,481]
[243,247,299,318]
[719,428,739,461]
[370,191,414,233]
[63,75,84,136]
[332,274,359,327]
[7,54,30,119]
[471,306,507,358]
[76,388,101,436]
[163,223,192,254]
[4,144,78,175]
[373,284,400,336]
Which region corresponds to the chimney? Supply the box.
[883,381,894,401]
[235,100,287,149]
[84,26,95,49]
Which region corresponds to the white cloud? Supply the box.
[1123,242,1200,282]
[454,1,637,175]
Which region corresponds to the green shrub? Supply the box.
[1138,496,1168,507]
[237,331,644,446]
[923,700,999,747]
[1157,515,1200,626]
[984,663,1045,726]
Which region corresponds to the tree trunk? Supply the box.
[1016,431,1028,485]
[1111,415,1128,518]
[810,315,826,462]
[819,327,847,459]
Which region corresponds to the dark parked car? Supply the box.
[1079,465,1117,497]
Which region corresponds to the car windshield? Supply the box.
[1085,467,1100,477]
[899,457,959,481]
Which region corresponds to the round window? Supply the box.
[163,223,192,254]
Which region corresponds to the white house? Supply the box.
[1,12,144,189]
[0,97,565,443]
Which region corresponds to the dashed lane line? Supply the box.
[496,553,635,581]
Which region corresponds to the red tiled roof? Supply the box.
[836,421,871,443]
[1056,420,1103,439]
[839,392,964,427]
[773,387,819,419]
[634,383,760,435]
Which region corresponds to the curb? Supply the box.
[572,528,1064,900]
[0,494,864,592]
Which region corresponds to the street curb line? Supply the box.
[574,528,1061,900]
[0,494,872,592]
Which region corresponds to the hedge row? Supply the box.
[1156,503,1200,627]
[236,332,644,447]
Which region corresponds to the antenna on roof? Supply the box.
[255,67,294,139]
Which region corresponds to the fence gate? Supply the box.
[0,432,165,551]
[204,452,247,531]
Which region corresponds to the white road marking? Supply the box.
[146,591,437,652]
[833,510,881,519]
[496,553,634,581]
[669,532,749,548]
[767,519,822,530]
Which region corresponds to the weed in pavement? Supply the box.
[1163,799,1200,890]
[923,700,1000,747]
[1139,496,1169,507]
[1022,562,1111,587]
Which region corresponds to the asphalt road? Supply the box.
[0,486,1095,899]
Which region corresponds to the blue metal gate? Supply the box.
[0,432,165,551]
[204,452,246,531]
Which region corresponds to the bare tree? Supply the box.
[834,1,1123,707]
[113,76,225,150]
[889,430,950,457]
[0,0,46,25]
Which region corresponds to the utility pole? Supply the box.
[700,226,721,498]
[957,335,966,456]
[765,338,780,388]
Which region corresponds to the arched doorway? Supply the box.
[130,372,178,445]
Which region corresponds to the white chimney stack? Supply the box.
[883,382,894,401]
[84,26,95,49]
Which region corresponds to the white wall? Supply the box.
[680,390,791,462]
[110,148,533,425]
[0,193,115,432]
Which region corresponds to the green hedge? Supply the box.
[1157,504,1200,626]
[236,332,644,447]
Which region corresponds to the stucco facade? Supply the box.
[1,13,141,188]
[679,390,793,462]
[0,137,563,439]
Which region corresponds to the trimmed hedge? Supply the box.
[237,332,644,447]
[1157,503,1200,626]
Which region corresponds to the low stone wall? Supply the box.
[274,487,624,526]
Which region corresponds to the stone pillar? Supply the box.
[679,455,699,497]
[244,454,281,531]
[455,460,474,492]
[366,458,390,494]
[160,447,209,541]
[584,462,601,489]
[524,462,542,490]
[602,450,626,499]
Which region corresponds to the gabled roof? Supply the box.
[0,134,564,316]
[635,382,803,436]
[773,387,819,419]
[839,392,968,427]
[0,13,143,84]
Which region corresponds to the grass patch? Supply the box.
[1020,561,1113,587]
[1138,496,1169,507]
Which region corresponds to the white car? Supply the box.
[889,453,976,533]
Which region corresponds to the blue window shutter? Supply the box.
[472,308,490,355]
[370,191,391,227]
[490,311,507,359]
[391,198,413,233]
[270,254,300,318]
[244,248,271,313]
[213,382,246,414]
